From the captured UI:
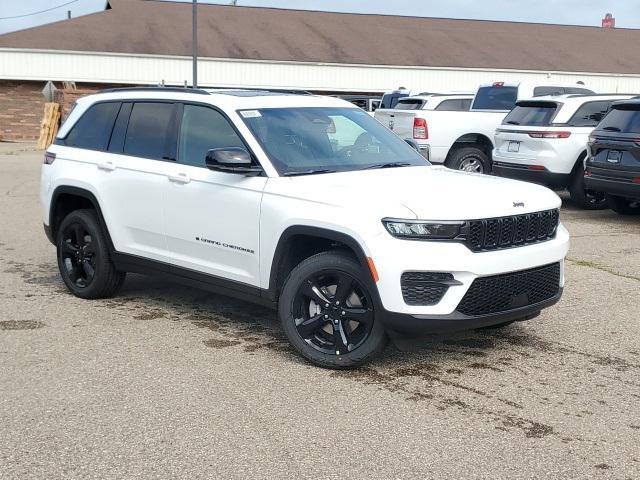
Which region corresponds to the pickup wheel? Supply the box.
[606,195,640,215]
[446,147,490,174]
[278,251,387,369]
[56,209,125,299]
[568,168,607,210]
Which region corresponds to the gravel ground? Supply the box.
[1,143,639,479]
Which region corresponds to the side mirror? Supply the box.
[205,148,263,176]
[404,139,420,151]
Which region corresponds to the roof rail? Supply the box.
[566,93,639,98]
[416,92,473,97]
[98,86,210,95]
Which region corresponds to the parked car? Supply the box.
[375,81,596,173]
[338,95,382,115]
[585,98,640,215]
[375,94,474,158]
[393,94,473,112]
[380,88,411,109]
[493,94,636,209]
[41,87,569,368]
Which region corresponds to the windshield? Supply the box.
[239,107,429,175]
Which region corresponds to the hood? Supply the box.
[269,166,561,220]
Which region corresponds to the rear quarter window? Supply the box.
[567,101,612,127]
[472,86,518,110]
[64,102,121,150]
[502,102,559,126]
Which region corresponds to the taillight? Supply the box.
[413,118,428,139]
[528,131,571,139]
[44,152,56,165]
[527,165,546,171]
[633,177,640,184]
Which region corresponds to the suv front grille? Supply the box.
[401,272,453,306]
[465,209,559,252]
[457,263,561,316]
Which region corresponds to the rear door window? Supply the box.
[502,102,559,126]
[435,98,472,111]
[472,86,518,110]
[123,102,175,159]
[64,102,120,150]
[567,101,612,127]
[597,106,640,133]
[533,86,565,97]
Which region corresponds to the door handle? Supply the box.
[168,172,191,184]
[97,161,116,172]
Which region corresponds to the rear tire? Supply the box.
[568,168,608,210]
[278,251,387,369]
[445,147,490,174]
[56,209,125,299]
[607,194,640,215]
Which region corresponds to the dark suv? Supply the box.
[585,99,640,215]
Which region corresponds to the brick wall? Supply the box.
[0,81,46,141]
[0,81,108,142]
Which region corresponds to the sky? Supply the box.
[1,0,639,35]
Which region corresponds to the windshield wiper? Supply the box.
[282,169,336,177]
[602,126,622,132]
[362,162,413,170]
[505,120,520,125]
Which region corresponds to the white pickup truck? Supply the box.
[375,82,595,173]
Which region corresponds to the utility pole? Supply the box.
[192,0,198,88]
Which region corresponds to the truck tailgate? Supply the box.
[374,109,416,139]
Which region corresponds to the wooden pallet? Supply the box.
[37,102,61,150]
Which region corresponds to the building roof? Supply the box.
[1,0,640,74]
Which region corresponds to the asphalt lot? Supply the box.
[1,143,639,479]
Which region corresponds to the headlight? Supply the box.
[382,219,464,240]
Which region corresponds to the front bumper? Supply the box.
[380,289,562,334]
[493,161,570,189]
[370,224,568,316]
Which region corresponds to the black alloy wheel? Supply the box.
[56,209,125,299]
[279,251,387,368]
[60,222,97,289]
[292,271,374,355]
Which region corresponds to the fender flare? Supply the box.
[266,225,371,300]
[49,186,115,252]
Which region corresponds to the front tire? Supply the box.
[607,194,640,215]
[278,251,387,369]
[56,209,125,299]
[445,147,490,174]
[568,168,607,210]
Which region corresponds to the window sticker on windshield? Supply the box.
[240,110,261,118]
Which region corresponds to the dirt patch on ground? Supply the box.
[0,320,46,330]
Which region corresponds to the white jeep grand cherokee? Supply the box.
[41,88,569,368]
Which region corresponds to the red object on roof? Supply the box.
[602,13,616,29]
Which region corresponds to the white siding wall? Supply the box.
[2,48,640,93]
